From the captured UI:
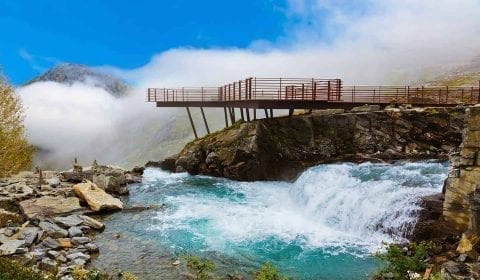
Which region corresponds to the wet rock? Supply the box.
[73,181,123,211]
[71,236,90,245]
[39,221,68,238]
[19,196,82,219]
[125,173,142,184]
[54,215,84,228]
[0,240,26,255]
[66,251,90,262]
[93,173,128,195]
[131,166,145,176]
[79,215,104,230]
[68,226,83,237]
[84,243,98,253]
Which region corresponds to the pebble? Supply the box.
[72,236,90,245]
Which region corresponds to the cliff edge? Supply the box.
[156,107,465,181]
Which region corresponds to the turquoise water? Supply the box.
[91,161,448,279]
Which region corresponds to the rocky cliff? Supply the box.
[157,107,465,181]
[444,106,480,234]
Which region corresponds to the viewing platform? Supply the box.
[147,77,480,139]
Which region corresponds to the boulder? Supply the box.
[18,227,42,246]
[39,221,68,238]
[54,215,84,228]
[92,173,128,195]
[350,104,381,112]
[73,181,123,211]
[19,196,82,218]
[0,239,26,255]
[45,177,61,187]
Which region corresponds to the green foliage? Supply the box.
[0,76,33,177]
[254,263,288,280]
[184,255,216,280]
[375,242,433,280]
[72,267,109,280]
[0,257,53,280]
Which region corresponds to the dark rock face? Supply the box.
[157,107,465,181]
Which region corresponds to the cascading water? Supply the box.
[91,161,448,279]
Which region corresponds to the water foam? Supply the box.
[146,161,447,255]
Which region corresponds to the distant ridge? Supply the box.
[25,63,128,97]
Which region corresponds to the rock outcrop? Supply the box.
[158,107,465,181]
[444,106,480,234]
[73,181,123,212]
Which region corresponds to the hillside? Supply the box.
[25,63,128,97]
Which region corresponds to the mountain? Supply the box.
[25,63,128,97]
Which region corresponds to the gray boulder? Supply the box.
[39,221,68,238]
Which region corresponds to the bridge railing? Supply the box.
[147,78,480,105]
[147,77,342,102]
[340,85,480,104]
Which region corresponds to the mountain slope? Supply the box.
[25,63,128,97]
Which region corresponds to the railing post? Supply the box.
[327,81,331,101]
[201,87,204,101]
[302,83,305,100]
[421,86,424,103]
[446,86,449,104]
[280,78,283,100]
[312,78,315,101]
[407,86,410,103]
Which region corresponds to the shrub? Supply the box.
[184,255,215,280]
[0,76,33,177]
[0,257,53,280]
[254,262,288,280]
[375,242,433,280]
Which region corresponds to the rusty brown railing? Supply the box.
[147,78,480,105]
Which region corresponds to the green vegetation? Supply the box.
[254,263,288,280]
[184,255,216,280]
[71,267,137,280]
[0,76,33,177]
[0,257,54,280]
[374,242,433,280]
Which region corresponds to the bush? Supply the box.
[254,263,288,280]
[184,255,215,280]
[375,242,433,280]
[0,76,33,177]
[0,257,53,280]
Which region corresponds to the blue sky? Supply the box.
[0,0,315,84]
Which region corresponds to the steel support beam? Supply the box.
[186,107,198,140]
[200,107,210,134]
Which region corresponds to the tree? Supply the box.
[0,76,33,177]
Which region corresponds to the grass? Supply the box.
[0,257,54,280]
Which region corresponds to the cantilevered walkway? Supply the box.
[147,77,480,139]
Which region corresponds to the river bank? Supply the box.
[0,162,143,279]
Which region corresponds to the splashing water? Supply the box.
[92,161,447,279]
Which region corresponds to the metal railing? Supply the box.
[147,78,480,105]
